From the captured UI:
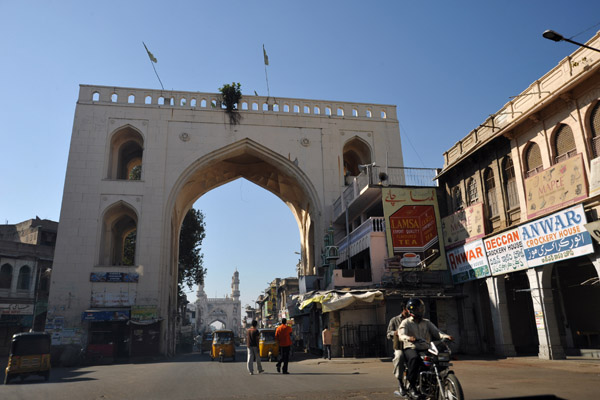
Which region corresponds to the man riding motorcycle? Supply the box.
[398,298,453,399]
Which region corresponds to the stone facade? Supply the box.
[47,85,403,355]
[195,271,241,337]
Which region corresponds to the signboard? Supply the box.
[382,188,446,270]
[81,310,130,321]
[446,239,491,284]
[0,303,34,315]
[484,228,529,276]
[535,311,545,330]
[520,204,593,267]
[91,290,136,307]
[131,305,158,321]
[588,157,600,197]
[90,272,139,282]
[525,154,588,219]
[441,203,485,249]
[584,220,600,243]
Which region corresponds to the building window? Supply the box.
[107,126,144,180]
[503,156,519,210]
[590,102,600,159]
[17,265,31,290]
[525,142,543,177]
[0,263,12,289]
[452,186,463,211]
[484,168,498,217]
[467,178,478,205]
[553,124,577,164]
[99,202,138,266]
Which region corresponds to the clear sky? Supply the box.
[2,1,600,308]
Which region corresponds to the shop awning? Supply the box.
[297,290,384,313]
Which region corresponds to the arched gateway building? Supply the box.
[46,85,403,357]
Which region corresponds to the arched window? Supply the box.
[107,126,144,180]
[342,137,372,185]
[590,102,600,158]
[503,156,519,209]
[452,186,463,211]
[99,202,138,266]
[17,265,31,290]
[0,263,12,289]
[525,142,543,177]
[553,124,576,163]
[466,178,478,205]
[484,168,498,217]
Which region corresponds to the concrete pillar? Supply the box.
[526,265,566,360]
[486,276,517,357]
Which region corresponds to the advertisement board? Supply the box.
[441,203,485,249]
[446,239,491,284]
[484,228,529,276]
[0,303,34,315]
[382,188,446,270]
[520,204,593,267]
[524,154,588,219]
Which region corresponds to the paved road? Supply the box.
[1,348,599,399]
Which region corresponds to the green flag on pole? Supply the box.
[143,42,158,63]
[263,44,269,66]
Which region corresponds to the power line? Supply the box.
[569,21,600,41]
[398,119,427,168]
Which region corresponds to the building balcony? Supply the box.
[332,166,439,223]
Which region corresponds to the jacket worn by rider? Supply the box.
[398,316,451,351]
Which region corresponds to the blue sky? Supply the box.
[2,1,600,307]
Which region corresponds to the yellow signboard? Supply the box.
[525,154,587,219]
[382,188,446,270]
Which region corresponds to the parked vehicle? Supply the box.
[258,328,279,362]
[199,332,212,354]
[400,338,464,400]
[211,330,236,362]
[4,332,51,384]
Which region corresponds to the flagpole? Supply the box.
[263,44,270,99]
[143,42,164,91]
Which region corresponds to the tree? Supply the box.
[218,82,242,125]
[178,208,207,301]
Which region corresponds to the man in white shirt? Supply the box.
[398,298,453,399]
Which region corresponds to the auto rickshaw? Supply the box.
[210,329,236,362]
[259,328,279,362]
[200,332,212,354]
[4,332,51,384]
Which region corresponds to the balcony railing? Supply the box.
[333,166,440,217]
[336,217,386,262]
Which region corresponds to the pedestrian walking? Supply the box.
[246,320,263,375]
[322,325,332,360]
[275,318,293,374]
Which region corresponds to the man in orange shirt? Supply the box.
[275,318,293,374]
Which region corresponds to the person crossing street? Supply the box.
[275,318,293,374]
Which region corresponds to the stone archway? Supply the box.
[47,85,403,357]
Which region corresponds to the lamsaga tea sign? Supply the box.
[446,239,491,284]
[520,204,593,267]
[484,228,529,276]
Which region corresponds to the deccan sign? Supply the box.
[484,228,529,276]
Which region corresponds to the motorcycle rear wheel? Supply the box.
[439,373,464,400]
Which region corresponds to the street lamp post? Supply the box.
[542,30,600,53]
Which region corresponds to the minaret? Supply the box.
[231,269,240,302]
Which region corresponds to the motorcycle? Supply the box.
[399,338,464,400]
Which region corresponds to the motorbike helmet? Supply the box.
[406,298,425,319]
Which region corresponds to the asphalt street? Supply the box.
[1,348,599,399]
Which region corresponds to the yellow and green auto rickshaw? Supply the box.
[4,332,51,384]
[211,330,236,362]
[259,328,279,362]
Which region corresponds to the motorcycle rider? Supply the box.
[387,303,410,396]
[398,298,453,399]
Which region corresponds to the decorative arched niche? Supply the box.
[342,137,372,185]
[107,125,144,180]
[99,201,138,266]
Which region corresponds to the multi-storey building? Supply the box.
[437,32,600,359]
[0,217,56,354]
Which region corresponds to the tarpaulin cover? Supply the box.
[298,290,384,313]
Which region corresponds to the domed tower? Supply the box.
[231,269,240,302]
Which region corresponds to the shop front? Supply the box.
[82,309,130,360]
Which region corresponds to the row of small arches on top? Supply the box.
[91,92,387,119]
